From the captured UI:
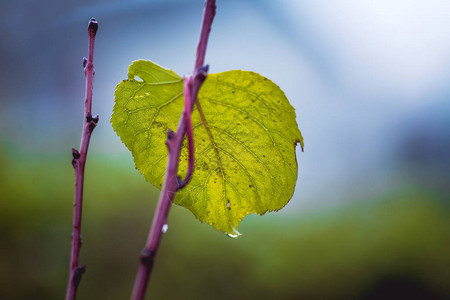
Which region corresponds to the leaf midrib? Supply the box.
[194,100,225,183]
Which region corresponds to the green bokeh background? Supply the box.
[1,145,449,299]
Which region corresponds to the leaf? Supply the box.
[111,60,304,234]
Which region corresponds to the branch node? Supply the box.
[72,148,80,159]
[86,113,99,131]
[195,64,209,80]
[176,176,184,189]
[72,264,86,287]
[167,128,175,141]
[165,128,176,150]
[140,249,155,268]
[190,65,209,100]
[82,57,88,68]
[71,148,80,168]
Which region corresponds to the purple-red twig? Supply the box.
[65,18,99,300]
[176,76,195,189]
[130,1,216,299]
[195,0,216,70]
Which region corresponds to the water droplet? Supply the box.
[162,224,168,233]
[226,226,241,238]
[226,202,231,207]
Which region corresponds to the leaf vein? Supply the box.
[207,99,286,164]
[207,125,284,188]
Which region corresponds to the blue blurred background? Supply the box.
[1,0,449,299]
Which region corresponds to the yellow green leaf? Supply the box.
[111,60,304,234]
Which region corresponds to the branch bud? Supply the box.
[72,148,80,159]
[88,18,98,36]
[140,249,155,268]
[86,113,99,131]
[196,64,209,80]
[72,149,80,168]
[167,128,175,141]
[72,264,86,287]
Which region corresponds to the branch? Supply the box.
[130,1,215,299]
[195,0,216,70]
[176,76,195,189]
[65,18,99,300]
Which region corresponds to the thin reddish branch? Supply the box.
[130,1,215,299]
[177,76,195,189]
[65,18,99,300]
[130,69,207,300]
[195,0,216,70]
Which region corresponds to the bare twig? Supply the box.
[130,1,216,299]
[65,18,99,300]
[195,0,216,70]
[177,76,195,189]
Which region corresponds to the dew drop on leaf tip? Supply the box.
[227,233,239,238]
[162,224,168,233]
[226,226,241,238]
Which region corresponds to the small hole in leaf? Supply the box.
[134,76,143,82]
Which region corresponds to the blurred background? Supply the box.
[1,0,449,299]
